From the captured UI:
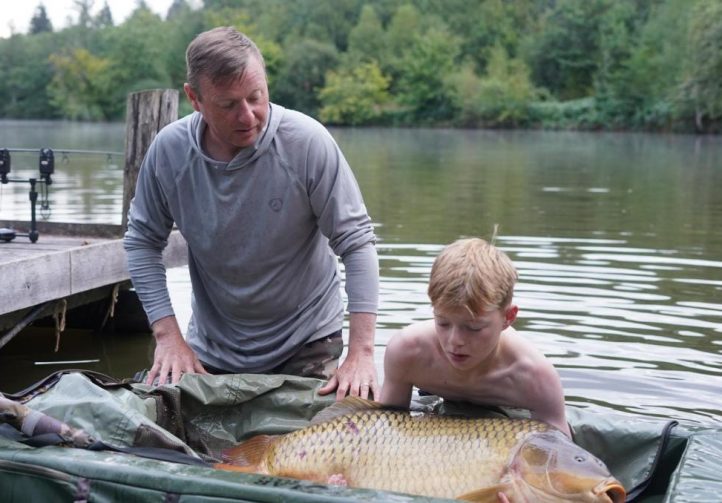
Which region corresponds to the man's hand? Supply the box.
[146,316,208,385]
[319,350,378,400]
[318,312,377,400]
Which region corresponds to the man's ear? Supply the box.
[503,305,518,328]
[184,83,201,112]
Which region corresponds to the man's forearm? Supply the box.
[347,312,376,357]
[124,246,175,324]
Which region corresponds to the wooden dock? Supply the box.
[0,89,181,340]
[0,220,187,334]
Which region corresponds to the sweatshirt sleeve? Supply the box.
[341,241,379,314]
[304,124,379,315]
[122,140,177,325]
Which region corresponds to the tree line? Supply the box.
[1,0,720,133]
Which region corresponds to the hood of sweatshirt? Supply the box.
[187,103,284,171]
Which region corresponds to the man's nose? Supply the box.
[236,101,254,122]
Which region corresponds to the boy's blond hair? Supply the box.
[428,238,518,314]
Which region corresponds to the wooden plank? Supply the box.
[69,240,128,293]
[1,249,71,313]
[0,230,187,317]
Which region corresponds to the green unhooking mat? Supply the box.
[0,370,720,502]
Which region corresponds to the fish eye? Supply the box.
[574,455,586,463]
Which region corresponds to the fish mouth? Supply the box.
[593,478,626,503]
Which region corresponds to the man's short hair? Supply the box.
[186,26,265,97]
[428,238,518,314]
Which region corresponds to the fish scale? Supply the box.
[264,409,549,497]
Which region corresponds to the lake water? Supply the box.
[1,120,721,427]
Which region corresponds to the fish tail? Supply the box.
[217,434,276,472]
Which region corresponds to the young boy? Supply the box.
[380,238,571,437]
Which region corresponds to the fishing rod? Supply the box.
[3,147,123,156]
[2,148,123,165]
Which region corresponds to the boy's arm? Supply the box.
[379,331,415,408]
[526,361,571,437]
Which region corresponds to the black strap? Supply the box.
[0,424,209,467]
[625,420,679,502]
[88,441,211,467]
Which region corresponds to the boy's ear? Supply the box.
[503,305,518,328]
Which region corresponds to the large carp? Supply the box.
[216,397,625,502]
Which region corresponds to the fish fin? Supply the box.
[310,396,384,425]
[219,434,275,470]
[456,484,514,503]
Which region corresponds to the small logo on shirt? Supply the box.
[269,198,283,212]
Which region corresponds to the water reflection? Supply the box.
[1,121,721,427]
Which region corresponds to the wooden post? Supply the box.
[121,89,179,230]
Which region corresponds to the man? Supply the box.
[123,27,379,400]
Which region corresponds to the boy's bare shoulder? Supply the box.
[502,328,549,363]
[391,319,436,341]
[500,332,565,407]
[386,320,436,362]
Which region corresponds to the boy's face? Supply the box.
[433,304,518,370]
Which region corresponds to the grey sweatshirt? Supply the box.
[123,104,378,372]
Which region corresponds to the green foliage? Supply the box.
[394,25,461,123]
[30,5,53,35]
[94,2,114,29]
[347,4,386,64]
[297,0,364,51]
[73,0,94,29]
[423,0,536,73]
[451,45,538,128]
[385,4,420,61]
[592,1,637,124]
[271,38,339,117]
[0,0,719,132]
[601,0,692,129]
[0,33,58,118]
[382,3,421,89]
[167,0,193,21]
[161,5,206,89]
[319,60,391,125]
[48,48,112,120]
[524,0,605,100]
[678,0,722,132]
[99,8,171,118]
[528,98,603,130]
